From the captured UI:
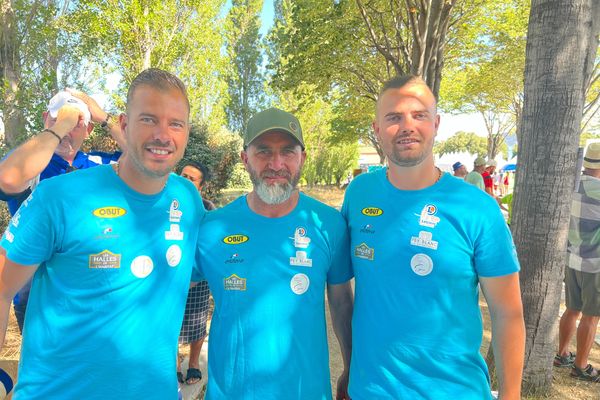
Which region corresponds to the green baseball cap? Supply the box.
[244,107,304,149]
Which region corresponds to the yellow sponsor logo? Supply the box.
[361,207,384,217]
[222,234,249,245]
[92,207,127,218]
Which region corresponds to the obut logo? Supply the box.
[92,207,127,218]
[223,234,249,245]
[361,207,384,217]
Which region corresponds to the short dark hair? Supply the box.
[126,68,190,112]
[380,74,426,97]
[180,160,211,183]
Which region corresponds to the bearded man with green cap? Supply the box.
[196,107,354,399]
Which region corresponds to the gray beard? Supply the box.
[248,166,301,205]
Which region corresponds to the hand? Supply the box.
[52,105,84,137]
[66,88,107,123]
[335,370,351,400]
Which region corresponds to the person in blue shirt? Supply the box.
[0,68,203,399]
[0,90,124,332]
[342,75,525,400]
[197,108,354,400]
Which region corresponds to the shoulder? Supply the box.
[442,174,499,209]
[298,193,346,232]
[202,195,245,223]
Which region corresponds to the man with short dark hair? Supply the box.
[197,107,354,399]
[555,142,600,383]
[0,68,203,398]
[343,75,524,399]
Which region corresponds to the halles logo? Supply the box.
[224,274,247,291]
[93,207,127,218]
[361,207,384,217]
[223,234,249,245]
[89,250,121,269]
[354,242,374,260]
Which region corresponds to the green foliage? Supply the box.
[224,0,265,135]
[434,131,488,157]
[226,162,252,190]
[181,122,242,203]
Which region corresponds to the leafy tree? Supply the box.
[269,0,485,163]
[434,131,487,157]
[514,0,599,394]
[224,0,265,135]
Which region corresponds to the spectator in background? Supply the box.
[464,157,486,190]
[0,90,123,333]
[482,160,497,197]
[177,160,214,385]
[452,161,468,179]
[555,142,600,382]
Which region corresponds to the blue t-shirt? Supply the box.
[342,168,519,400]
[197,193,352,400]
[0,150,121,215]
[1,165,203,399]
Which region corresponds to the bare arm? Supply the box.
[67,89,126,150]
[480,273,525,400]
[0,248,38,348]
[327,280,354,400]
[0,107,82,194]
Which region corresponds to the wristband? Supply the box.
[42,128,62,142]
[100,113,111,132]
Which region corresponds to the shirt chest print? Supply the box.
[165,199,184,241]
[290,227,313,267]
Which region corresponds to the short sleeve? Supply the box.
[327,215,353,284]
[473,208,520,278]
[1,186,58,266]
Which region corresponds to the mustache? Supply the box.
[261,170,291,179]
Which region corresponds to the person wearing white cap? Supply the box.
[0,90,124,333]
[464,156,486,190]
[555,142,600,382]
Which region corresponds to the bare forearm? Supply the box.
[0,132,60,194]
[0,297,12,349]
[491,313,525,400]
[328,283,354,370]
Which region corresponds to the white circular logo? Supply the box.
[410,253,433,276]
[166,244,182,267]
[131,255,154,278]
[290,273,310,295]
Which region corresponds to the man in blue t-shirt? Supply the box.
[197,108,354,400]
[0,90,123,332]
[0,68,203,399]
[342,75,524,400]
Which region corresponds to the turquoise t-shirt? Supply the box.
[342,168,519,400]
[197,193,352,400]
[1,165,204,399]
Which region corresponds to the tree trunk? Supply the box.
[513,0,599,395]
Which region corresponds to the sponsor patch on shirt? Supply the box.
[166,244,182,267]
[290,273,310,295]
[224,274,247,291]
[10,211,20,228]
[89,250,121,269]
[417,204,440,228]
[222,234,249,245]
[410,253,434,276]
[169,199,182,223]
[165,224,184,241]
[410,231,439,250]
[360,224,375,234]
[354,243,374,260]
[131,255,154,278]
[290,250,313,267]
[92,206,127,218]
[290,226,311,248]
[361,207,384,217]
[225,253,244,264]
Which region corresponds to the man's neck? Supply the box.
[114,157,168,195]
[387,161,440,191]
[246,190,299,218]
